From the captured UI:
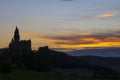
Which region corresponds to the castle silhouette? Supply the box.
[9,27,32,54]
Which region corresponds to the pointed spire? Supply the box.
[14,26,20,43]
[15,26,19,33]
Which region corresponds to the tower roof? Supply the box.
[14,26,20,42]
[15,26,19,32]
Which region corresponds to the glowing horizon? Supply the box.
[1,27,120,51]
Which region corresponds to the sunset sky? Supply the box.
[0,0,120,51]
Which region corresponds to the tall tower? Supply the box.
[14,27,20,43]
[9,27,20,53]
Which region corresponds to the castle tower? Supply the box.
[9,27,32,54]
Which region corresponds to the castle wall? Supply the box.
[20,40,31,53]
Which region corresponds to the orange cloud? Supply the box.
[19,30,120,51]
[37,31,120,51]
[104,37,120,42]
[94,12,116,18]
[79,37,101,43]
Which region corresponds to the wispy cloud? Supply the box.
[93,12,117,18]
[61,12,118,21]
[37,29,120,49]
[42,33,120,45]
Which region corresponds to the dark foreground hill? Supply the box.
[77,55,120,72]
[0,46,120,78]
[0,69,96,80]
